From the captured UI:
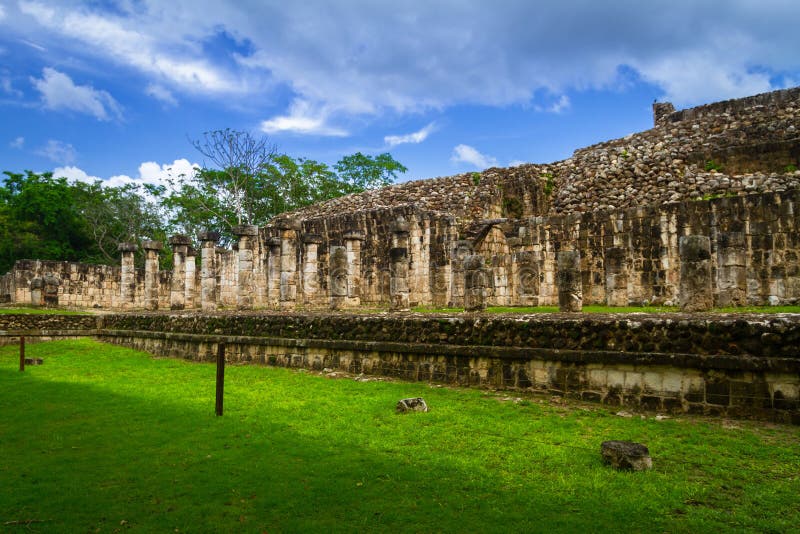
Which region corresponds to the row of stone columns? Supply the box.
[120,230,714,313]
[458,235,712,313]
[119,232,222,312]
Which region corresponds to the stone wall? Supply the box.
[0,271,12,303]
[2,87,800,312]
[2,259,175,309]
[3,311,793,421]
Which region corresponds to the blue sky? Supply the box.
[1,0,799,188]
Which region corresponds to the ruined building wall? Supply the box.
[475,190,800,307]
[3,87,800,311]
[6,260,121,308]
[2,260,174,309]
[0,271,13,303]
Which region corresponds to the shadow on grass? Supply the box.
[1,341,797,533]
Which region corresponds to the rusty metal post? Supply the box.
[215,342,225,416]
[19,336,25,372]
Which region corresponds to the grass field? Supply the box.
[1,339,798,533]
[0,306,90,315]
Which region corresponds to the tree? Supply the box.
[333,152,407,192]
[188,128,278,226]
[0,171,91,272]
[72,181,167,265]
[161,129,408,242]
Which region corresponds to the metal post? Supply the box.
[19,335,25,372]
[215,342,225,416]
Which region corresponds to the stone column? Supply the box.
[168,235,191,310]
[266,237,281,308]
[142,240,163,311]
[464,255,486,312]
[679,235,712,312]
[716,232,746,307]
[233,225,259,310]
[118,242,138,309]
[329,246,348,310]
[302,234,323,306]
[390,218,410,311]
[449,240,472,308]
[43,275,60,307]
[279,220,301,309]
[184,246,197,309]
[198,231,220,311]
[604,247,628,307]
[557,250,582,312]
[30,278,44,306]
[344,230,365,308]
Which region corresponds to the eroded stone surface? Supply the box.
[601,440,653,471]
[396,397,429,413]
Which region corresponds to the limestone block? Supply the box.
[679,235,713,312]
[601,441,652,471]
[557,250,582,312]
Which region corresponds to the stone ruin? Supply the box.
[3,86,800,312]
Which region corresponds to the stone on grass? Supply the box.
[24,358,43,365]
[396,397,428,413]
[600,440,652,471]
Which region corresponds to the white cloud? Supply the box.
[635,54,773,106]
[508,160,527,167]
[451,144,498,170]
[53,159,199,189]
[52,165,101,184]
[20,39,47,52]
[260,99,347,137]
[31,68,123,121]
[36,139,76,164]
[145,83,178,106]
[19,1,242,95]
[384,122,436,147]
[10,136,24,149]
[10,1,800,121]
[0,5,5,21]
[548,95,571,114]
[1,77,22,97]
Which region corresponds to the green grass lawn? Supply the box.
[1,339,798,533]
[0,306,90,315]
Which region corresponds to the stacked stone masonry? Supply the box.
[1,312,797,422]
[2,87,800,311]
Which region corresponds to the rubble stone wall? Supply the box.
[3,311,790,421]
[3,260,173,309]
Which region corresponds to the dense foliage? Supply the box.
[0,133,405,271]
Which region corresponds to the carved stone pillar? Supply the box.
[168,235,191,310]
[302,234,323,306]
[557,250,582,312]
[464,255,486,312]
[118,242,137,309]
[679,235,712,312]
[198,231,220,311]
[604,247,628,307]
[344,230,365,308]
[329,246,347,310]
[716,232,746,307]
[184,246,197,309]
[233,225,259,310]
[266,237,281,308]
[390,218,410,311]
[449,240,472,308]
[142,240,163,311]
[30,278,44,306]
[279,220,301,309]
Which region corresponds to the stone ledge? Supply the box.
[96,329,800,373]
